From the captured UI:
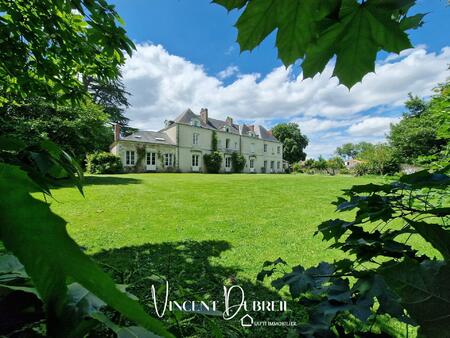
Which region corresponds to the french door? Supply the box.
[146,152,156,171]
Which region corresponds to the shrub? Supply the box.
[231,152,246,173]
[292,162,302,173]
[353,162,370,176]
[339,168,350,175]
[86,152,122,174]
[358,144,400,175]
[203,151,222,173]
[326,157,345,175]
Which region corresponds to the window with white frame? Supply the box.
[264,144,267,152]
[164,153,173,166]
[225,157,232,168]
[270,161,275,169]
[249,158,254,169]
[277,146,281,154]
[277,161,280,169]
[193,133,199,145]
[125,150,135,165]
[146,152,156,165]
[192,154,199,167]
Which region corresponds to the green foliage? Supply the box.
[259,169,450,336]
[211,131,218,151]
[85,72,131,125]
[134,145,146,172]
[326,156,345,175]
[336,141,374,159]
[213,0,423,88]
[86,152,122,174]
[312,155,328,172]
[0,0,134,106]
[231,152,246,173]
[271,123,308,164]
[0,253,163,337]
[203,151,223,173]
[292,162,303,173]
[389,81,449,165]
[404,93,428,117]
[0,99,112,163]
[0,161,171,337]
[357,144,400,175]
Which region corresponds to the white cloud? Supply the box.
[217,65,239,80]
[122,43,450,157]
[348,117,401,137]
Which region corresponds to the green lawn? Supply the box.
[40,173,419,337]
[46,173,380,277]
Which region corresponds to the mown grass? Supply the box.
[38,173,422,337]
[45,173,382,276]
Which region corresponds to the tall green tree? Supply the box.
[85,73,131,125]
[336,142,374,159]
[272,123,308,164]
[336,143,357,159]
[0,0,134,106]
[0,99,112,163]
[388,83,448,164]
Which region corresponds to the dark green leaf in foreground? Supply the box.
[406,220,450,261]
[381,259,450,337]
[215,0,422,88]
[0,164,171,337]
[235,0,279,52]
[211,0,247,11]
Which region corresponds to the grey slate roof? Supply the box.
[170,109,279,142]
[121,130,176,145]
[123,109,280,144]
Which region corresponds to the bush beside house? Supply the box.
[87,152,123,174]
[203,152,222,173]
[231,152,246,173]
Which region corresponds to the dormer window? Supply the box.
[224,126,230,132]
[191,119,200,127]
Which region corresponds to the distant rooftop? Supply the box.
[165,108,278,142]
[121,130,176,145]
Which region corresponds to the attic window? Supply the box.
[155,137,165,141]
[191,119,200,127]
[224,126,230,132]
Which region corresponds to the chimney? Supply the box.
[114,123,121,142]
[200,108,208,124]
[226,116,233,126]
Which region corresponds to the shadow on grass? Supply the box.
[82,175,142,186]
[48,175,142,191]
[92,240,305,337]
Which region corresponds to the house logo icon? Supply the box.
[240,314,254,327]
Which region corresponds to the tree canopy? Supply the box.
[0,0,134,106]
[388,81,449,164]
[213,0,424,88]
[0,99,113,163]
[272,123,308,164]
[336,141,374,159]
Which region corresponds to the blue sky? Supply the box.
[111,0,450,158]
